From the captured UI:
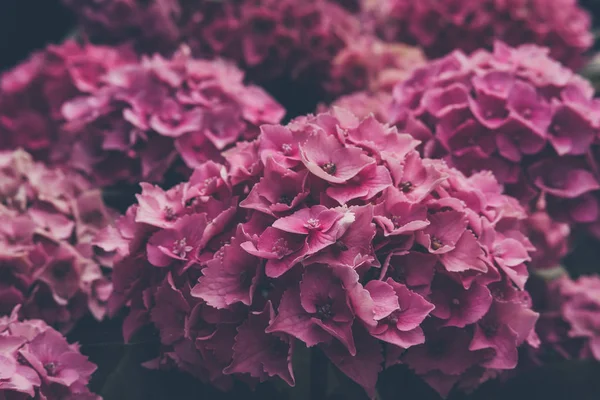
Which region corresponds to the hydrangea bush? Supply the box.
[325,37,425,97]
[529,274,600,363]
[390,41,600,242]
[0,40,136,162]
[524,212,571,272]
[317,38,425,121]
[98,110,539,397]
[0,306,98,399]
[365,0,593,69]
[61,46,284,187]
[320,90,392,122]
[0,150,113,332]
[61,0,362,108]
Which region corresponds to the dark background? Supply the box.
[0,0,74,71]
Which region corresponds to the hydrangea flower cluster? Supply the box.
[390,41,600,240]
[524,212,571,271]
[530,275,600,363]
[61,46,284,187]
[318,39,424,121]
[0,306,98,399]
[319,90,392,122]
[62,0,361,85]
[0,150,114,332]
[0,40,136,162]
[98,110,538,397]
[365,0,593,69]
[325,37,426,97]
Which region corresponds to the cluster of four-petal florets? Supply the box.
[99,110,538,397]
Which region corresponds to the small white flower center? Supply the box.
[173,238,194,259]
[304,218,321,230]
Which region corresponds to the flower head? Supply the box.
[390,42,600,242]
[0,40,135,162]
[0,307,98,399]
[63,0,366,113]
[366,0,593,69]
[0,150,114,331]
[528,274,600,364]
[319,91,392,122]
[325,37,426,97]
[62,46,284,187]
[104,110,536,397]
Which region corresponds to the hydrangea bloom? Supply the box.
[318,40,424,132]
[325,37,426,97]
[529,274,600,363]
[62,0,361,108]
[0,150,114,332]
[61,46,284,187]
[319,91,392,122]
[0,306,98,399]
[525,212,571,271]
[0,40,136,162]
[99,109,538,397]
[365,0,593,69]
[390,42,600,239]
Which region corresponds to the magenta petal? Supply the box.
[334,266,377,329]
[224,302,295,386]
[267,287,330,347]
[322,326,383,398]
[470,324,518,369]
[147,230,178,267]
[347,116,420,161]
[0,355,17,380]
[439,231,487,272]
[493,238,530,267]
[472,70,514,98]
[419,210,468,253]
[383,251,437,292]
[431,280,492,328]
[272,206,355,255]
[387,279,435,331]
[506,81,552,134]
[300,132,375,183]
[373,325,426,349]
[150,281,190,345]
[529,158,600,199]
[422,83,469,118]
[326,164,392,205]
[469,93,509,129]
[306,205,376,269]
[547,104,597,156]
[192,227,262,309]
[364,280,399,320]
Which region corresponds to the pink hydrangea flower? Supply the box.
[319,91,392,122]
[365,0,593,69]
[390,41,600,243]
[525,211,571,271]
[61,46,284,187]
[325,37,426,97]
[0,150,114,332]
[0,40,136,162]
[62,0,363,111]
[101,109,537,397]
[528,274,600,364]
[0,307,98,399]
